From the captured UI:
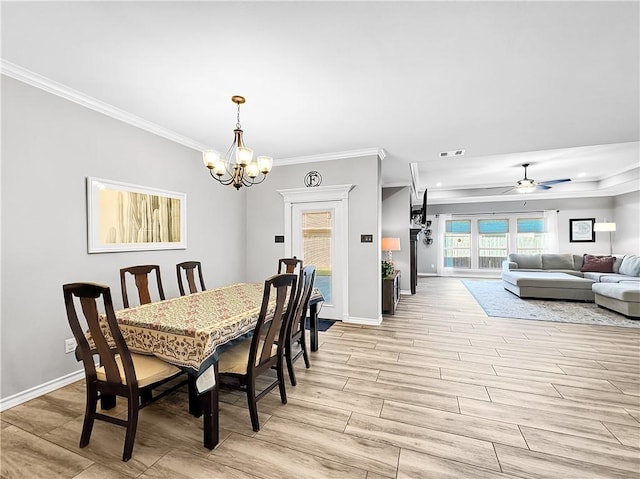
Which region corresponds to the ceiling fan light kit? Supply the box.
[512,163,571,194]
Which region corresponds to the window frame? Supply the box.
[442,213,548,271]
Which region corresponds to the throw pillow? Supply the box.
[509,253,542,269]
[573,254,584,270]
[613,255,625,273]
[542,254,574,270]
[619,255,640,277]
[580,254,615,273]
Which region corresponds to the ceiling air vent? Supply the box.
[439,149,465,158]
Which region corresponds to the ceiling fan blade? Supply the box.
[501,187,516,194]
[538,178,571,186]
[535,184,553,190]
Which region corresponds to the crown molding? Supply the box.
[1,60,391,162]
[1,59,208,152]
[275,148,386,166]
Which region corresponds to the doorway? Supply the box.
[279,185,353,321]
[292,202,343,320]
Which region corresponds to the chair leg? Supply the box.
[80,384,97,448]
[285,340,297,386]
[122,396,139,462]
[300,333,311,369]
[140,388,153,405]
[246,380,260,432]
[277,354,288,405]
[100,393,117,410]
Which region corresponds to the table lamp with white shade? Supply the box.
[381,237,401,262]
[593,221,616,255]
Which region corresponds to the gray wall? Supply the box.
[1,77,247,399]
[419,196,619,274]
[245,155,381,322]
[381,187,411,291]
[417,214,439,275]
[614,191,640,255]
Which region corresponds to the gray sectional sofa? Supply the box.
[502,253,640,318]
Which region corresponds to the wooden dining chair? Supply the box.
[176,261,206,296]
[217,273,298,432]
[284,265,316,386]
[120,265,165,308]
[63,282,183,461]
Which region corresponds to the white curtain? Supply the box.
[436,213,453,276]
[544,210,559,253]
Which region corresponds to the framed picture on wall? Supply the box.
[569,218,595,243]
[87,177,187,253]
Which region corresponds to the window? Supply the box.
[517,217,545,254]
[478,219,509,269]
[444,220,471,268]
[302,211,332,302]
[440,214,552,271]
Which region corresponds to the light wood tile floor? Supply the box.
[2,277,639,478]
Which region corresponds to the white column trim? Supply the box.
[345,315,383,325]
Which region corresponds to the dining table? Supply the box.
[97,281,323,451]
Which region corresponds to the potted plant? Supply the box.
[381,260,395,279]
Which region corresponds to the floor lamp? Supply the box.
[594,222,616,255]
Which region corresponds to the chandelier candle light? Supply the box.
[202,96,273,190]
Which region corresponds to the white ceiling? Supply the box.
[2,1,638,204]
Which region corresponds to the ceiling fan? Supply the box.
[507,163,572,193]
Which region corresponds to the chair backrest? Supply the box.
[176,261,206,296]
[120,265,165,308]
[278,257,304,310]
[249,273,298,373]
[63,282,138,390]
[277,257,303,275]
[287,265,316,341]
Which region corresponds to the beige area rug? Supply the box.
[462,280,639,328]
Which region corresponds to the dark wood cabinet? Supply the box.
[382,270,400,315]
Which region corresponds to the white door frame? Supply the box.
[278,185,354,321]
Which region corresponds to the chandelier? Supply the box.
[202,95,273,190]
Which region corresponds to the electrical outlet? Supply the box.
[64,338,77,354]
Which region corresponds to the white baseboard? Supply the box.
[0,369,85,412]
[400,289,412,295]
[344,315,383,325]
